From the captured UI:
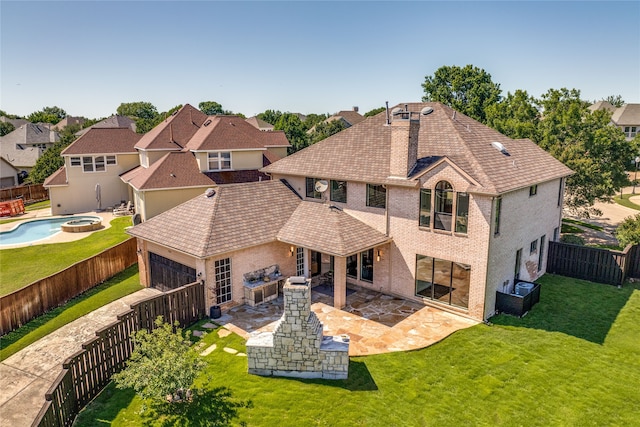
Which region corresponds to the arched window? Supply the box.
[434,181,454,231]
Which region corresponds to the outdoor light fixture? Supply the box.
[290,246,295,256]
[377,250,382,262]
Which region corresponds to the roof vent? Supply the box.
[421,106,434,116]
[204,188,216,198]
[491,141,510,155]
[203,119,212,127]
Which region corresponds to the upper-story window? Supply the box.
[420,181,469,234]
[106,155,116,165]
[529,185,538,196]
[624,126,638,138]
[330,180,347,203]
[208,152,231,171]
[494,196,502,236]
[70,157,81,167]
[306,177,323,199]
[366,184,386,208]
[82,156,106,172]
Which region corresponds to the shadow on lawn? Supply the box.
[142,386,251,427]
[274,359,378,391]
[490,275,639,344]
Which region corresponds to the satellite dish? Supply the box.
[314,180,329,193]
[204,188,216,198]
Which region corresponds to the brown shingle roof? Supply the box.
[75,115,135,136]
[135,104,207,151]
[204,169,270,185]
[333,110,365,127]
[43,167,67,187]
[263,102,573,195]
[277,203,390,257]
[611,104,640,126]
[61,128,141,155]
[120,151,215,190]
[245,116,275,131]
[186,116,289,151]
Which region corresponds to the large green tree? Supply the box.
[257,109,282,125]
[27,106,67,125]
[26,141,66,184]
[308,119,346,145]
[274,113,308,153]
[485,90,539,140]
[538,88,634,217]
[422,64,501,123]
[198,101,225,115]
[364,107,385,117]
[116,102,158,120]
[0,121,15,136]
[615,214,640,247]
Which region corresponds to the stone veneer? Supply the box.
[246,277,350,379]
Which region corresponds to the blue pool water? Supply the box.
[0,216,100,246]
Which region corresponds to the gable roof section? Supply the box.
[263,102,573,195]
[61,128,141,155]
[1,123,59,146]
[127,180,302,258]
[277,203,390,257]
[76,115,135,136]
[120,151,215,191]
[588,101,616,113]
[186,115,289,151]
[611,104,640,126]
[333,110,365,127]
[246,116,275,131]
[135,104,207,151]
[0,140,41,169]
[43,166,67,187]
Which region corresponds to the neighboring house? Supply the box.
[121,104,290,221]
[51,116,86,131]
[307,107,365,134]
[0,116,29,128]
[44,128,141,215]
[0,157,20,188]
[589,102,640,141]
[127,102,572,323]
[246,116,275,132]
[0,123,60,173]
[75,115,136,137]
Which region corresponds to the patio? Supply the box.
[216,285,478,356]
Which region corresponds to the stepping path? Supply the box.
[0,288,162,427]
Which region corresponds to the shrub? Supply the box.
[561,234,585,245]
[615,213,640,247]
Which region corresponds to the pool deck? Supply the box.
[0,208,119,249]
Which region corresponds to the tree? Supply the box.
[274,113,308,153]
[198,101,225,115]
[0,121,15,136]
[112,317,205,405]
[422,64,501,123]
[538,88,634,217]
[302,113,329,132]
[364,107,385,117]
[25,141,67,184]
[485,90,539,140]
[28,106,67,124]
[615,214,640,247]
[308,119,346,145]
[603,95,625,108]
[257,109,282,125]
[116,102,158,120]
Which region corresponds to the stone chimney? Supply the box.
[389,107,420,178]
[353,106,359,112]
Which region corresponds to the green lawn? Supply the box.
[561,218,604,231]
[0,216,132,296]
[614,193,640,211]
[75,275,640,427]
[0,266,142,361]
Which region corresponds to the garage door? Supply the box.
[149,252,196,292]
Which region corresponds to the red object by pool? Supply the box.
[0,199,25,217]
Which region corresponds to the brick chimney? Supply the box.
[389,107,420,178]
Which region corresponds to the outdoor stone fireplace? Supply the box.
[246,276,350,380]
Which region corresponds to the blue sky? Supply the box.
[1,1,639,119]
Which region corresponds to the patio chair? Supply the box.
[113,201,133,216]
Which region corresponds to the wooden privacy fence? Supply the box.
[33,281,206,427]
[0,239,137,334]
[0,184,48,202]
[547,242,639,286]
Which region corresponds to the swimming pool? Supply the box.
[0,216,102,246]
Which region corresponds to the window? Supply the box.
[95,156,105,172]
[208,152,231,171]
[419,189,431,227]
[83,157,93,172]
[538,235,546,272]
[215,258,232,304]
[80,156,108,173]
[624,126,638,138]
[455,192,469,234]
[346,254,358,278]
[530,239,538,255]
[494,196,502,235]
[415,255,470,309]
[557,178,563,207]
[70,157,81,167]
[434,181,453,231]
[330,180,347,203]
[366,184,386,208]
[529,185,538,196]
[360,249,374,282]
[296,247,304,277]
[306,177,323,199]
[106,155,117,165]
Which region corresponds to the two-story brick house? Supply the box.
[128,102,572,321]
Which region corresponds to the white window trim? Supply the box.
[81,155,108,173]
[70,157,81,167]
[207,151,233,171]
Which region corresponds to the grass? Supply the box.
[560,223,583,234]
[0,216,132,296]
[562,218,604,231]
[75,274,640,427]
[0,266,142,361]
[614,193,640,211]
[25,200,51,211]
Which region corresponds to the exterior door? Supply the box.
[149,252,196,292]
